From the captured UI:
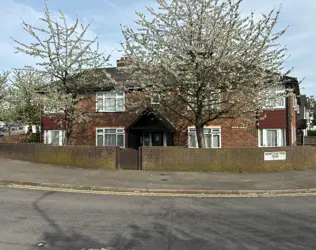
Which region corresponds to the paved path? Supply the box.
[1,158,316,191]
[0,187,316,250]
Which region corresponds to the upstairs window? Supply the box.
[151,93,160,104]
[188,127,221,148]
[96,91,125,112]
[44,106,64,114]
[187,91,220,111]
[264,87,286,109]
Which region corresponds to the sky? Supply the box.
[0,0,315,96]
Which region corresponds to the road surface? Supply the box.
[0,187,315,250]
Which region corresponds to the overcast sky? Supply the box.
[0,0,314,96]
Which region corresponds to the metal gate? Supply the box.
[119,148,140,170]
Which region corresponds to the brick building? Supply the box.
[41,61,300,149]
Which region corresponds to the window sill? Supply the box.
[96,110,126,113]
[188,147,221,149]
[262,107,286,110]
[44,112,65,114]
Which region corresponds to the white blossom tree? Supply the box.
[8,70,49,129]
[0,71,9,102]
[12,3,112,144]
[0,71,19,135]
[121,0,291,148]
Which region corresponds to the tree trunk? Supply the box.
[65,117,73,145]
[195,123,205,148]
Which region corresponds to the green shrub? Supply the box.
[307,130,316,136]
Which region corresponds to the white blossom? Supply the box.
[121,0,292,148]
[12,3,112,144]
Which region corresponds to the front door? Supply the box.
[152,132,164,146]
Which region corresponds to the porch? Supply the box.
[126,109,176,150]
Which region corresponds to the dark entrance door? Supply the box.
[152,132,164,146]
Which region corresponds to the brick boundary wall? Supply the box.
[141,146,316,172]
[0,143,119,169]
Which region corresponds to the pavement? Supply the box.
[1,157,316,195]
[1,187,316,249]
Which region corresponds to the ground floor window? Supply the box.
[44,130,65,146]
[258,129,286,147]
[96,128,125,148]
[188,127,221,148]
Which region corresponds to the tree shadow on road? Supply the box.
[32,191,106,250]
[108,197,316,250]
[31,193,316,250]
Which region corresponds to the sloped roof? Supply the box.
[126,108,176,132]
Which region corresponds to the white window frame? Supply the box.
[44,106,64,114]
[188,126,221,148]
[96,128,125,148]
[258,129,286,147]
[263,87,286,109]
[151,93,160,105]
[187,91,221,111]
[96,91,125,112]
[44,130,65,146]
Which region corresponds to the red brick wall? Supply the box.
[41,91,267,148]
[289,95,298,146]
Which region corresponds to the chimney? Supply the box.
[116,57,130,67]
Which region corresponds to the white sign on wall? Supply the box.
[264,151,286,161]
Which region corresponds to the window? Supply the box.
[44,106,64,114]
[151,93,160,104]
[293,95,298,110]
[187,91,220,111]
[96,91,125,112]
[44,130,65,146]
[264,87,286,109]
[258,129,286,147]
[188,127,221,148]
[96,128,125,148]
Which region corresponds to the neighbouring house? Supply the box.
[297,95,309,137]
[41,58,301,148]
[257,76,300,148]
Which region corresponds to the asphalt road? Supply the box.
[0,188,316,250]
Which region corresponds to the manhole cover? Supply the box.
[161,178,168,181]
